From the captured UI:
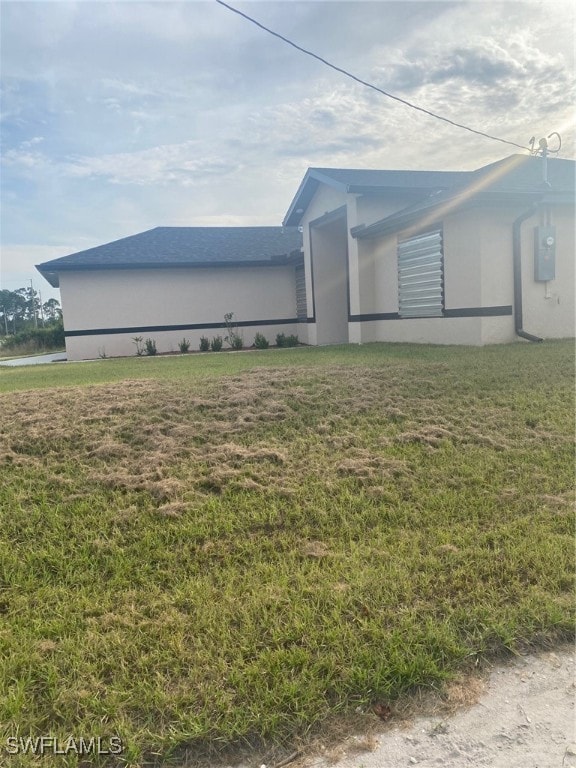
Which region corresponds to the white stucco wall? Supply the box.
[355,227,484,345]
[355,193,425,227]
[352,201,574,346]
[514,204,573,341]
[60,265,299,360]
[359,317,483,345]
[474,203,574,343]
[309,217,349,345]
[298,177,574,348]
[299,185,348,344]
[443,210,482,310]
[300,186,347,228]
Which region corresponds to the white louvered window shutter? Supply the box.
[397,230,444,318]
[295,265,307,321]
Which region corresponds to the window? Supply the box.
[295,264,307,321]
[398,229,444,318]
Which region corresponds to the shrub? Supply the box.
[179,338,191,353]
[199,336,209,352]
[1,323,65,352]
[253,332,269,349]
[276,333,299,348]
[145,338,157,356]
[210,335,223,352]
[224,312,243,350]
[132,336,145,356]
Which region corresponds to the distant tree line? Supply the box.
[0,287,62,336]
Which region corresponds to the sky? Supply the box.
[1,0,574,302]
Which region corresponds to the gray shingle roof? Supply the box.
[471,154,575,193]
[311,167,469,190]
[283,155,576,228]
[37,227,303,287]
[352,155,576,240]
[283,167,469,226]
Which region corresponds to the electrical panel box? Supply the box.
[534,225,556,282]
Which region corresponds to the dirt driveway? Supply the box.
[297,645,575,768]
[223,645,574,768]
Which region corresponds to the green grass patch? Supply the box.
[0,340,574,765]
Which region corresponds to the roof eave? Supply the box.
[35,258,298,276]
[353,189,550,240]
[35,267,60,288]
[282,168,351,227]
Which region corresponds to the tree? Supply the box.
[0,287,60,335]
[0,290,13,335]
[42,298,62,322]
[0,290,27,334]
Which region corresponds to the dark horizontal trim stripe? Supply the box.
[349,305,512,322]
[297,317,316,324]
[443,305,513,317]
[349,312,400,322]
[65,317,299,338]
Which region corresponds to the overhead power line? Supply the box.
[216,0,530,152]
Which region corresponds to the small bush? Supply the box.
[210,336,223,352]
[253,332,269,349]
[276,333,299,348]
[230,334,243,350]
[132,336,145,356]
[145,338,157,356]
[179,338,191,353]
[1,323,65,353]
[199,336,209,352]
[224,312,243,350]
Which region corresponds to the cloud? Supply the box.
[0,244,75,300]
[2,147,50,171]
[373,31,573,98]
[236,86,386,163]
[1,0,575,300]
[63,142,241,186]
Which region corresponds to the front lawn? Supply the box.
[0,341,573,766]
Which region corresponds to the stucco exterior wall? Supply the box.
[351,201,574,346]
[60,265,299,360]
[299,185,348,344]
[474,203,574,343]
[300,186,347,229]
[443,210,482,310]
[355,223,484,344]
[355,237,378,320]
[517,204,574,340]
[346,193,424,342]
[362,233,398,316]
[309,216,349,345]
[359,317,482,345]
[356,193,425,227]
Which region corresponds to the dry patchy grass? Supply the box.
[0,342,573,766]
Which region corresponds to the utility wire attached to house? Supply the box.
[216,0,530,152]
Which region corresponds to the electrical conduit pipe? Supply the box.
[512,201,543,343]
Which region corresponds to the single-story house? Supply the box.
[37,227,304,360]
[37,154,574,360]
[283,153,575,346]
